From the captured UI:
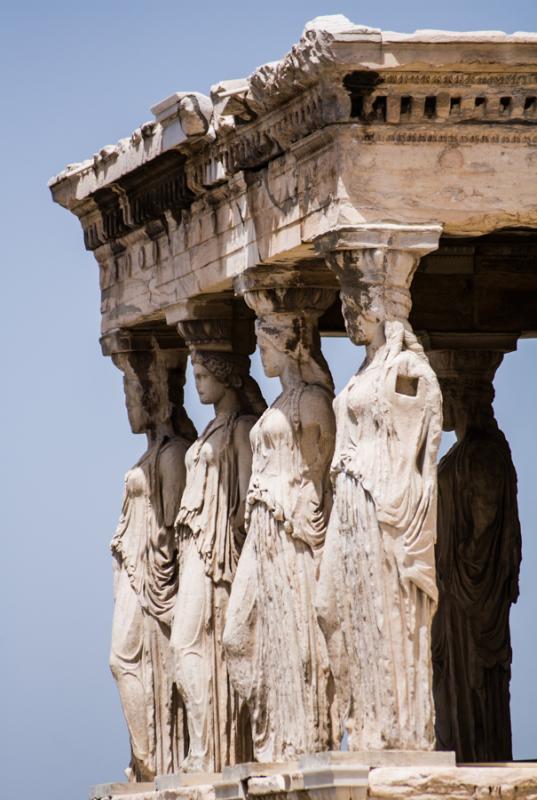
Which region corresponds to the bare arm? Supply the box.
[158,440,188,528]
[299,386,336,482]
[112,556,120,600]
[233,417,254,530]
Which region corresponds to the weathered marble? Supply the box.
[48,14,537,796]
[224,283,337,761]
[104,331,196,780]
[90,759,537,800]
[170,319,266,773]
[316,226,443,750]
[49,17,537,336]
[429,349,522,762]
[368,765,537,799]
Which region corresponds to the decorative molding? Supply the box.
[81,152,193,251]
[378,71,537,86]
[348,129,537,146]
[100,324,187,356]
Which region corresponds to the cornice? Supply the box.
[48,15,537,253]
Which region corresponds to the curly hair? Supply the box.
[255,315,334,394]
[191,350,267,416]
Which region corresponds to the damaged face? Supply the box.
[123,372,150,434]
[193,363,227,406]
[257,331,283,378]
[340,291,381,346]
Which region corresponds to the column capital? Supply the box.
[233,263,337,322]
[427,348,505,384]
[313,223,443,258]
[100,325,188,358]
[419,331,518,354]
[314,223,443,336]
[165,294,256,355]
[234,262,338,296]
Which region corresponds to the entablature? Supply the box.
[49,15,537,345]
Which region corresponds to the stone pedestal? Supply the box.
[88,752,537,800]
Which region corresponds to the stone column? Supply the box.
[164,299,265,774]
[314,223,443,752]
[427,348,522,762]
[101,327,196,782]
[224,267,339,761]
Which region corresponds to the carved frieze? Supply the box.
[82,152,193,251]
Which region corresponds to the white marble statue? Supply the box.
[224,288,337,762]
[430,350,521,762]
[170,350,266,773]
[316,254,442,750]
[109,342,196,781]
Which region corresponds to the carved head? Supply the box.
[114,342,196,440]
[191,361,228,406]
[244,287,335,392]
[428,350,502,433]
[441,378,496,432]
[326,248,416,345]
[190,350,266,415]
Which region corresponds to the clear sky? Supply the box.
[1,2,536,798]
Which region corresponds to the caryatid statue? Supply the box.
[170,317,266,773]
[224,283,338,762]
[104,330,197,782]
[429,349,522,762]
[315,224,443,751]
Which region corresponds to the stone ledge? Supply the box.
[90,782,155,800]
[90,757,537,800]
[298,750,456,769]
[368,764,537,799]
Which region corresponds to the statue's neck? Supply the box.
[145,421,175,448]
[365,321,387,362]
[214,392,241,417]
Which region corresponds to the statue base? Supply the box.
[90,753,537,800]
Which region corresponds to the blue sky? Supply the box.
[1,2,536,798]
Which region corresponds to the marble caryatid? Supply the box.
[107,333,196,781]
[316,228,443,751]
[429,350,522,762]
[170,320,266,773]
[224,286,337,762]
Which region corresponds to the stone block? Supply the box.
[156,773,222,790]
[368,764,537,799]
[298,750,456,770]
[89,783,155,800]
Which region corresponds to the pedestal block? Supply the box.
[90,753,537,800]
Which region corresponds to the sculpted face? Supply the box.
[341,292,380,346]
[258,333,284,378]
[124,374,149,434]
[193,363,227,405]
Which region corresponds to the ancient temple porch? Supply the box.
[49,14,537,800]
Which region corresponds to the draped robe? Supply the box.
[224,384,336,761]
[316,324,442,750]
[110,436,189,780]
[171,413,256,772]
[432,422,521,761]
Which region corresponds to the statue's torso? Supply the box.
[247,385,333,547]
